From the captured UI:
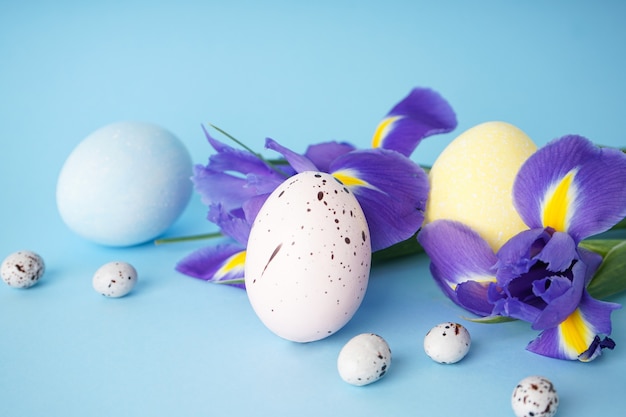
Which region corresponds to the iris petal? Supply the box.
[526,291,620,361]
[175,243,246,288]
[304,141,356,172]
[372,87,458,156]
[265,138,318,172]
[193,128,286,213]
[192,168,255,210]
[418,220,497,315]
[207,204,251,246]
[495,228,552,284]
[490,295,542,324]
[330,149,428,251]
[530,259,586,331]
[456,281,495,316]
[202,126,285,180]
[514,135,626,242]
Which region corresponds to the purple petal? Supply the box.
[525,291,620,361]
[265,138,318,172]
[207,205,251,246]
[192,129,285,213]
[456,280,495,316]
[202,126,282,178]
[371,87,457,156]
[495,229,591,330]
[531,261,585,331]
[578,246,603,286]
[418,220,497,315]
[330,148,428,251]
[532,276,572,305]
[531,247,601,330]
[578,336,616,362]
[304,141,356,172]
[489,295,542,323]
[495,228,551,284]
[175,243,246,288]
[242,194,271,227]
[192,167,251,210]
[514,135,626,242]
[534,231,577,272]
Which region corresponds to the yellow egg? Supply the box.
[424,121,537,251]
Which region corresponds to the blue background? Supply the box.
[2,0,625,415]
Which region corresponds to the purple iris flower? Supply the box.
[418,135,626,361]
[176,87,457,286]
[175,127,289,288]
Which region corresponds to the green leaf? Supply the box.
[371,232,424,265]
[579,239,623,257]
[582,239,626,300]
[464,315,516,324]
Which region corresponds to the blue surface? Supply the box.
[1,1,625,416]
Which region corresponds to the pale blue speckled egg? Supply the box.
[56,122,193,246]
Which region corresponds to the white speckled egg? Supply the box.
[425,121,537,251]
[1,250,45,288]
[244,171,371,343]
[512,376,559,417]
[424,322,471,364]
[56,122,193,246]
[93,261,138,297]
[337,333,391,386]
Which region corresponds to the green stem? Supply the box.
[154,231,224,245]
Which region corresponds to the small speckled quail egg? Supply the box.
[511,376,559,417]
[93,261,138,297]
[337,333,391,386]
[245,171,371,343]
[1,250,45,288]
[423,322,471,364]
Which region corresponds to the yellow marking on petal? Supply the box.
[559,308,594,356]
[372,115,402,148]
[332,170,368,188]
[541,170,578,232]
[450,275,496,290]
[215,250,246,279]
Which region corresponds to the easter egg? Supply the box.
[244,171,371,343]
[337,333,392,386]
[92,261,138,298]
[423,322,471,364]
[56,122,193,246]
[511,376,559,417]
[1,250,45,289]
[425,121,537,251]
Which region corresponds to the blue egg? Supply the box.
[56,121,193,246]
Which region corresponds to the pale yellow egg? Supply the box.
[424,121,537,252]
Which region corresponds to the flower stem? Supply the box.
[209,124,261,158]
[154,231,223,245]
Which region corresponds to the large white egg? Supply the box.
[425,121,537,251]
[245,171,371,343]
[56,122,193,246]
